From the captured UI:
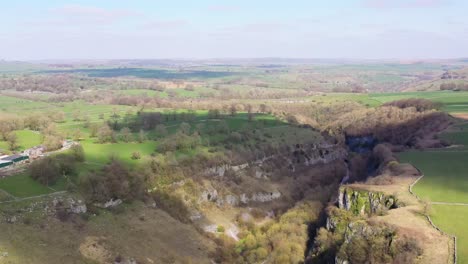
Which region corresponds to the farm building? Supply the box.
[0,160,13,169]
[0,154,29,170]
[1,154,29,163]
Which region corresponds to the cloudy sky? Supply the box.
[1,0,467,60]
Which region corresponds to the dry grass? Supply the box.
[0,202,215,264]
[451,113,468,120]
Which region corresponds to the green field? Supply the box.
[0,173,66,199]
[0,130,42,152]
[398,119,468,262]
[430,205,468,264]
[399,150,468,203]
[369,91,468,113]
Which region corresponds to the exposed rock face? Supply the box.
[69,199,87,214]
[95,198,122,209]
[337,187,398,216]
[224,195,239,206]
[199,189,218,202]
[250,191,281,202]
[204,190,282,207]
[203,144,346,178]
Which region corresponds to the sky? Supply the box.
[1,0,468,60]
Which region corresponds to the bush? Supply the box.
[30,157,63,186]
[70,144,85,162]
[131,151,141,160]
[151,190,190,223]
[79,159,146,203]
[217,225,225,233]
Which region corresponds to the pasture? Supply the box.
[369,91,468,113]
[430,205,468,263]
[0,130,42,152]
[0,173,66,199]
[398,120,468,262]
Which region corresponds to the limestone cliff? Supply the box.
[337,186,399,216]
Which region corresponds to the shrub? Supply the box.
[79,159,146,203]
[217,225,225,233]
[70,144,85,162]
[151,190,190,223]
[131,151,141,160]
[30,157,63,186]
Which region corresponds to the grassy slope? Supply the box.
[0,202,215,263]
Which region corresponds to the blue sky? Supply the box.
[1,0,467,60]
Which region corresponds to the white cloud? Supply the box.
[50,4,140,24]
[363,0,449,8]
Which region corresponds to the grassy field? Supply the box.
[0,173,66,198]
[398,119,468,262]
[369,91,468,113]
[430,205,468,264]
[399,150,468,203]
[0,130,42,152]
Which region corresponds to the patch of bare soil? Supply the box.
[451,113,468,120]
[349,175,453,264]
[79,236,112,263]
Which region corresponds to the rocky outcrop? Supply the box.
[95,198,122,209]
[203,191,282,207]
[337,187,398,216]
[203,145,346,178]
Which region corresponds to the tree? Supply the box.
[70,144,85,162]
[208,109,221,119]
[124,109,134,125]
[155,124,168,138]
[89,123,99,138]
[43,135,63,151]
[246,104,254,121]
[120,127,133,142]
[0,121,14,141]
[72,128,83,141]
[30,157,62,186]
[138,129,147,143]
[131,151,141,160]
[72,110,81,121]
[230,104,237,117]
[179,122,191,135]
[51,111,66,123]
[97,124,115,143]
[259,104,269,113]
[83,116,91,128]
[79,159,146,203]
[6,132,18,151]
